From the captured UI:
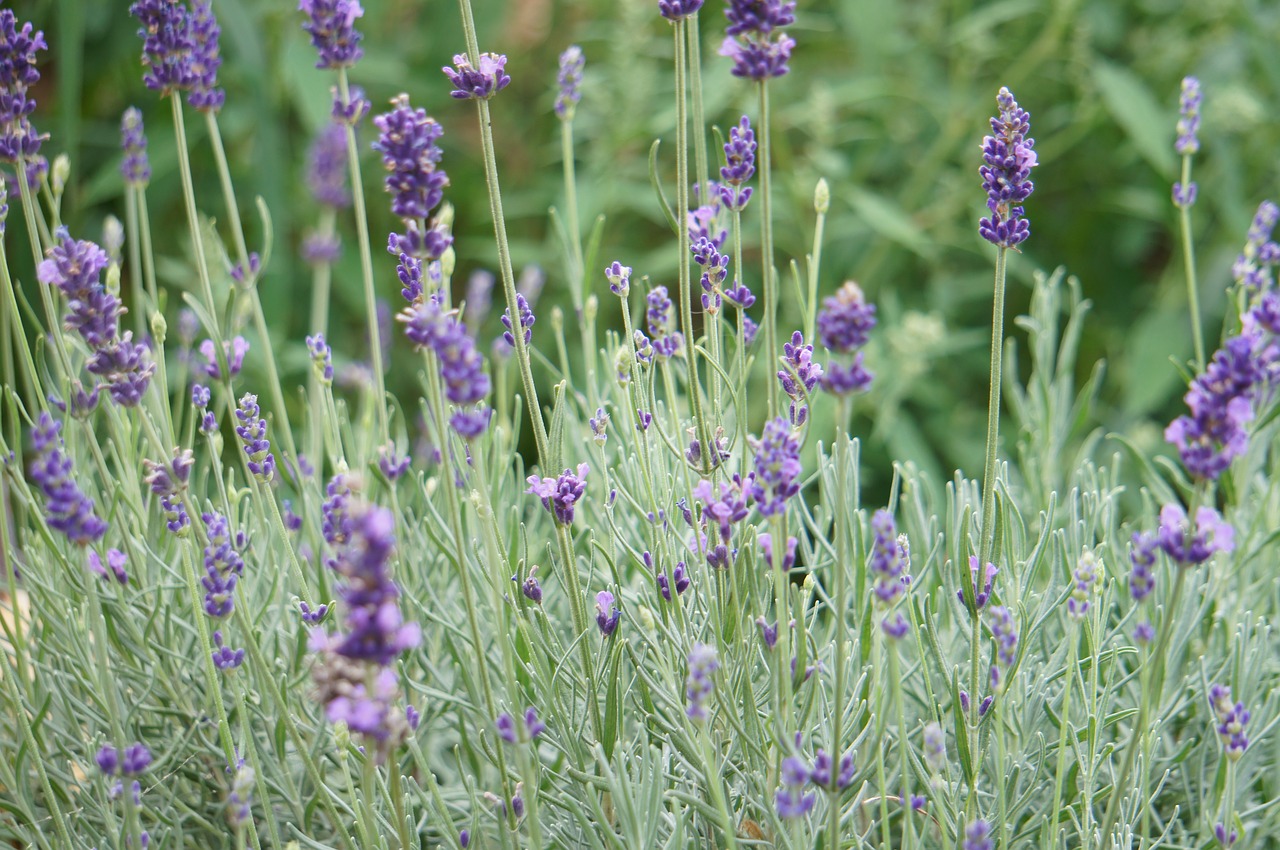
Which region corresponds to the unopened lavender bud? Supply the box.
[102,216,125,262]
[150,310,167,345]
[636,604,656,632]
[52,154,70,197]
[814,178,829,215]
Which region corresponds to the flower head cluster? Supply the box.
[144,448,193,535]
[502,293,536,348]
[979,87,1037,249]
[778,331,824,425]
[554,46,584,120]
[1209,684,1250,761]
[496,707,545,744]
[88,549,129,585]
[130,0,197,94]
[298,0,364,69]
[645,286,684,358]
[38,228,155,406]
[960,556,998,611]
[307,122,349,209]
[817,281,876,395]
[372,95,449,223]
[757,532,797,571]
[1068,550,1101,621]
[187,1,224,111]
[1173,76,1201,208]
[685,643,718,721]
[1165,334,1267,479]
[964,820,993,850]
[692,237,729,315]
[776,755,817,818]
[720,0,796,80]
[311,498,420,754]
[605,261,631,297]
[986,605,1017,692]
[688,189,728,249]
[0,10,47,163]
[306,333,334,385]
[1128,531,1158,601]
[1232,201,1279,290]
[719,116,755,210]
[527,463,589,526]
[96,743,151,778]
[868,510,911,636]
[1156,503,1233,567]
[443,53,511,100]
[658,0,704,20]
[692,475,751,548]
[120,108,150,186]
[28,413,108,546]
[234,394,275,482]
[399,303,493,439]
[748,417,801,517]
[198,335,249,380]
[200,512,244,621]
[595,590,620,637]
[657,559,690,600]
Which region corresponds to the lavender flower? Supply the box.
[776,755,815,818]
[496,712,517,744]
[1156,503,1234,566]
[306,333,334,384]
[743,314,759,346]
[964,820,993,850]
[227,761,254,827]
[88,335,155,407]
[187,0,224,111]
[554,46,584,120]
[692,237,729,314]
[719,32,795,79]
[307,123,350,208]
[520,566,543,604]
[332,82,370,126]
[868,510,910,617]
[88,549,129,585]
[595,590,620,637]
[1232,201,1279,289]
[657,561,690,600]
[979,87,1037,249]
[685,643,718,721]
[298,0,364,69]
[1068,550,1101,621]
[1215,823,1240,848]
[692,476,750,544]
[756,616,779,649]
[465,269,495,330]
[372,95,448,222]
[29,413,108,546]
[758,532,797,571]
[1175,76,1201,156]
[211,629,245,670]
[589,407,610,446]
[198,336,249,380]
[719,115,755,210]
[399,305,493,439]
[986,605,1017,692]
[646,286,683,358]
[720,0,795,79]
[378,445,411,481]
[1209,684,1250,761]
[818,281,876,352]
[526,463,589,526]
[0,10,47,163]
[923,722,946,782]
[130,0,195,94]
[201,513,244,618]
[748,416,802,517]
[1165,334,1264,479]
[234,394,275,482]
[658,0,704,20]
[960,555,998,611]
[120,108,150,185]
[778,330,823,425]
[37,229,117,348]
[501,293,536,347]
[1128,531,1158,602]
[605,261,632,298]
[687,196,727,249]
[443,53,511,100]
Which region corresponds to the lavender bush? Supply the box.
[1,2,1278,849]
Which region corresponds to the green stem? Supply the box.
[17,163,73,388]
[978,246,1008,567]
[890,644,915,850]
[1045,626,1078,850]
[828,412,850,849]
[555,523,604,742]
[1177,155,1204,371]
[686,12,710,194]
[125,186,145,337]
[0,240,44,412]
[698,725,738,850]
[758,80,778,420]
[178,538,239,768]
[336,70,389,450]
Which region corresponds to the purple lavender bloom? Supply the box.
[322,474,352,547]
[298,0,364,69]
[633,329,655,365]
[658,0,704,20]
[692,237,729,314]
[306,333,335,384]
[88,335,156,407]
[723,278,755,309]
[719,116,755,210]
[743,314,759,346]
[748,416,802,517]
[37,229,118,348]
[88,549,129,585]
[979,87,1037,249]
[725,0,795,34]
[501,293,536,347]
[554,45,584,120]
[756,616,778,649]
[868,509,908,607]
[1134,620,1155,643]
[211,629,245,670]
[1165,334,1264,479]
[520,567,543,604]
[1209,684,1250,761]
[389,220,452,264]
[378,446,411,481]
[776,755,815,818]
[960,555,998,611]
[1068,550,1101,621]
[143,449,193,497]
[120,108,151,185]
[401,306,493,439]
[963,819,993,850]
[459,830,470,848]
[465,269,495,330]
[526,463,589,526]
[685,642,718,721]
[1175,76,1201,156]
[692,476,750,544]
[443,53,511,100]
[96,745,119,775]
[810,749,833,787]
[1156,503,1234,566]
[496,712,517,744]
[778,330,823,425]
[837,751,855,789]
[658,561,690,600]
[719,32,795,80]
[603,262,631,299]
[234,394,275,482]
[1172,182,1198,209]
[28,413,108,546]
[646,286,675,338]
[1215,823,1240,848]
[307,123,350,208]
[187,1,224,111]
[1232,201,1279,289]
[121,743,152,776]
[299,601,329,624]
[986,605,1017,692]
[588,407,610,446]
[687,200,728,249]
[198,336,249,380]
[302,232,341,265]
[283,499,304,532]
[524,707,545,739]
[130,0,196,94]
[201,512,244,618]
[332,83,370,126]
[821,355,874,396]
[758,532,797,571]
[372,94,448,222]
[0,11,47,163]
[595,590,620,637]
[818,281,877,352]
[1131,532,1162,596]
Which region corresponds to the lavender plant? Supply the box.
[1,4,1278,850]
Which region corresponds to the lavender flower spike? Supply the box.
[658,0,704,21]
[685,643,718,721]
[719,115,755,210]
[979,87,1037,249]
[1156,503,1234,567]
[120,108,150,186]
[595,590,620,637]
[526,463,589,526]
[307,123,350,209]
[29,413,108,546]
[234,394,275,482]
[298,0,365,69]
[0,10,48,163]
[187,1,224,112]
[130,0,195,95]
[1175,76,1201,156]
[372,95,448,222]
[443,53,511,100]
[554,46,584,120]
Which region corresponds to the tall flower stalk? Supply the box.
[1173,76,1204,370]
